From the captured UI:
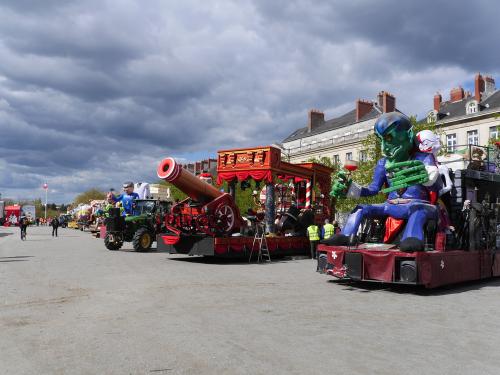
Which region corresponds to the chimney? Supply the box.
[433,92,442,112]
[377,92,384,107]
[474,73,485,101]
[484,75,496,98]
[381,91,396,113]
[450,86,465,102]
[307,109,324,132]
[356,99,374,122]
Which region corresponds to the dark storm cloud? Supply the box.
[0,0,498,202]
[254,0,500,72]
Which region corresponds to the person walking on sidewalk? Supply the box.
[307,223,320,259]
[51,217,60,237]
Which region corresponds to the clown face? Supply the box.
[416,130,441,155]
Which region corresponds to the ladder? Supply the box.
[249,223,271,263]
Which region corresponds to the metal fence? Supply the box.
[444,144,498,173]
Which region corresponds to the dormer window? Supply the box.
[466,100,478,115]
[427,110,437,124]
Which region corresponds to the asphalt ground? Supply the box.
[1,226,500,375]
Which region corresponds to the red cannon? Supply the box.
[157,157,243,236]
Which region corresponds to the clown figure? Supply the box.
[416,129,454,233]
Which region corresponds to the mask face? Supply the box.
[378,126,413,163]
[417,130,440,155]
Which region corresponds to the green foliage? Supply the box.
[13,197,65,219]
[157,180,188,202]
[73,188,106,205]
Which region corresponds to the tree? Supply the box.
[73,189,106,205]
[157,180,188,202]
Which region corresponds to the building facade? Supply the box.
[428,73,499,152]
[182,158,217,176]
[280,91,400,164]
[280,73,499,169]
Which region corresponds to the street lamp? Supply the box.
[43,183,48,221]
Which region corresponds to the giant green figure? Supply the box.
[328,112,440,252]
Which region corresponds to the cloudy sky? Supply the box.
[0,0,498,203]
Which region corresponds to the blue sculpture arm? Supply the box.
[347,159,387,198]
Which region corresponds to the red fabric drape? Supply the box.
[217,170,273,184]
[363,251,394,282]
[383,217,405,243]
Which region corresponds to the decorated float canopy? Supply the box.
[216,146,333,194]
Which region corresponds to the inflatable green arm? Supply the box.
[382,160,429,194]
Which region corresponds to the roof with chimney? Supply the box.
[282,107,380,142]
[282,91,401,143]
[431,73,499,122]
[434,90,500,120]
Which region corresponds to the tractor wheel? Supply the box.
[133,227,153,252]
[104,233,123,251]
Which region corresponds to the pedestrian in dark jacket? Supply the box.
[51,217,59,237]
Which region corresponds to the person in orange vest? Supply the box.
[307,223,320,259]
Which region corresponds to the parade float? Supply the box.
[155,146,333,258]
[317,112,500,288]
[3,205,21,226]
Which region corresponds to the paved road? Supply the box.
[1,226,500,375]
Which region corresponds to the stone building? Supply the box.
[280,91,401,164]
[182,158,217,175]
[427,72,500,151]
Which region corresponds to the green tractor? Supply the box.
[103,199,171,252]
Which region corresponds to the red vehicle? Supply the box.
[156,146,333,258]
[318,146,500,289]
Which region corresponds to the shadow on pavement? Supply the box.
[328,277,500,295]
[168,255,307,265]
[0,259,30,263]
[0,256,34,259]
[0,233,13,237]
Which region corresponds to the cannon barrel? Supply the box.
[157,157,222,203]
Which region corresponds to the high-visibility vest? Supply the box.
[307,225,320,241]
[323,223,335,239]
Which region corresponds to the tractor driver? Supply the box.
[112,182,140,216]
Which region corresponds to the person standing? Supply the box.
[51,217,60,237]
[19,216,28,240]
[322,219,335,241]
[307,223,320,259]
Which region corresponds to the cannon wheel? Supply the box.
[215,204,235,233]
[104,233,123,251]
[133,227,153,252]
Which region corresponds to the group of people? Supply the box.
[307,219,340,259]
[18,216,60,240]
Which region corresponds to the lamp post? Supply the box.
[43,183,48,221]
